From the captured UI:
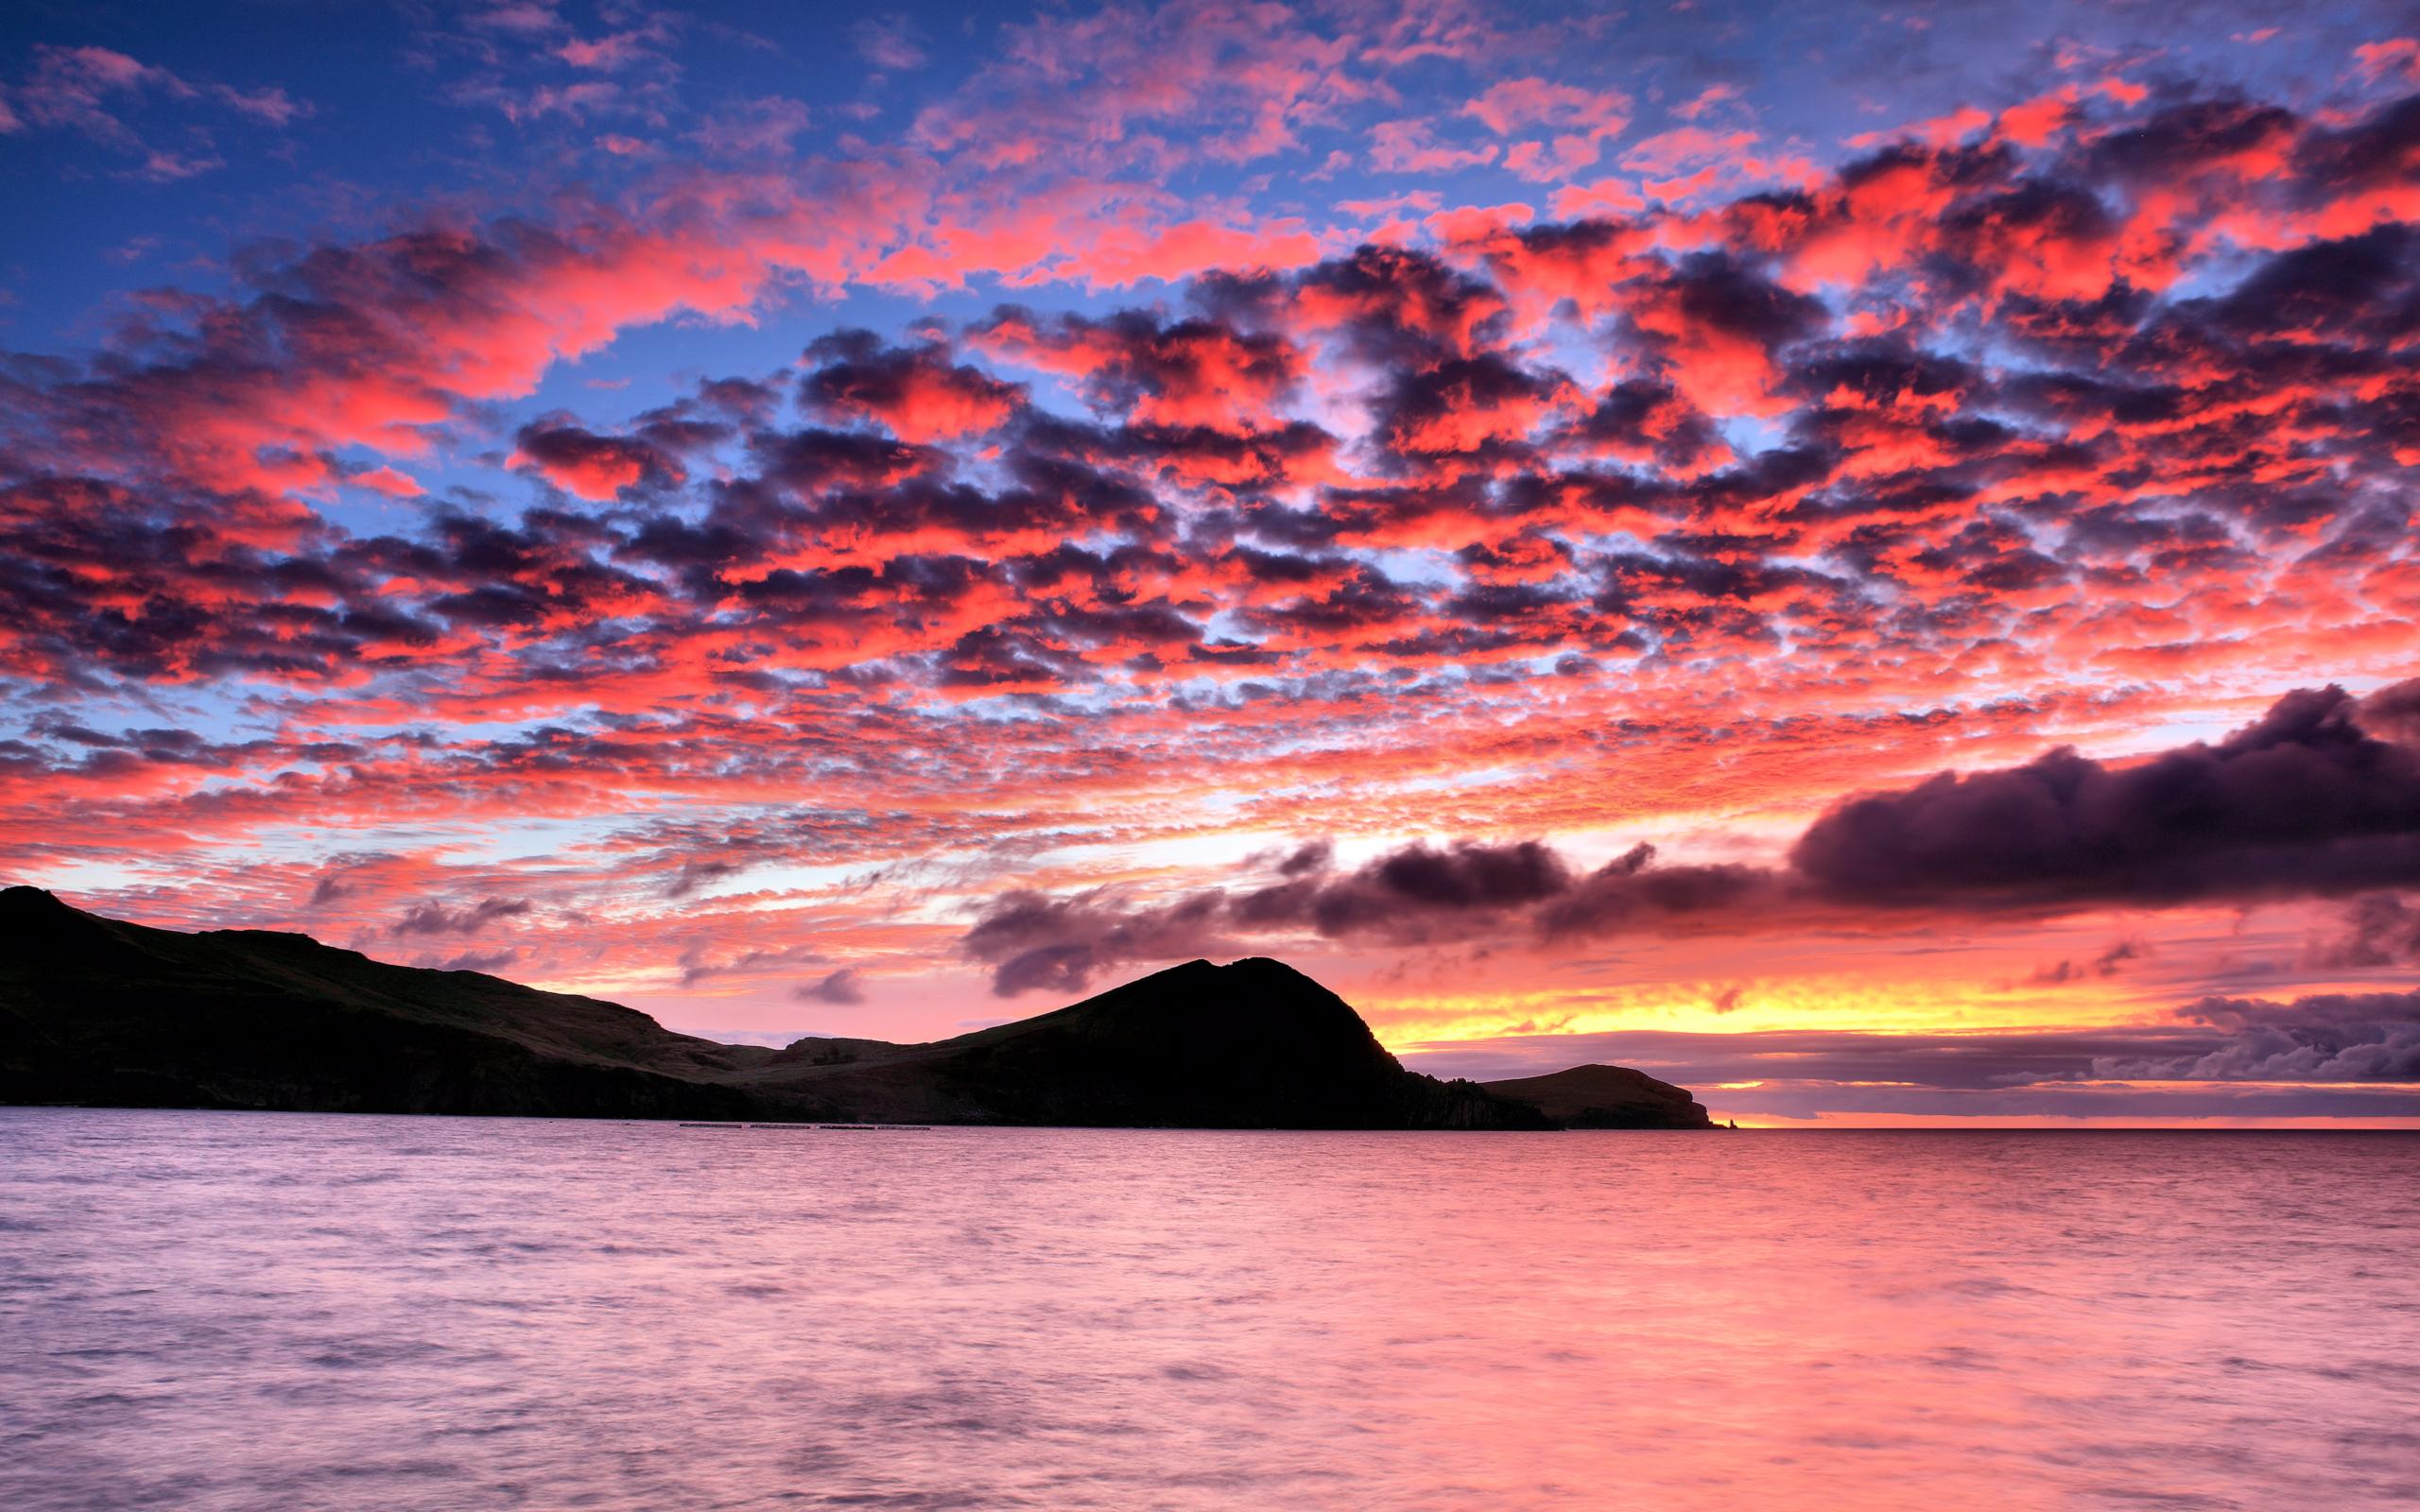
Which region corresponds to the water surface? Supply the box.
[4,1110,2416,1509]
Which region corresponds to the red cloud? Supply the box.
[801,334,1024,442]
[512,419,683,500]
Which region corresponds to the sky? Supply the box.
[4,0,2420,1125]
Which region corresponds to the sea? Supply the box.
[2,1109,2415,1510]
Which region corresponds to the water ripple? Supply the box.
[2,1111,2416,1511]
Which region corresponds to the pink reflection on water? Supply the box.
[3,1113,2415,1509]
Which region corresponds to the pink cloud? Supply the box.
[2355,38,2420,84]
[1370,119,1499,173]
[1462,77,1632,138]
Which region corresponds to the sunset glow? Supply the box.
[9,0,2420,1124]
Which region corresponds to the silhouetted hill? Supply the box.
[1480,1064,1718,1128]
[731,957,1545,1128]
[0,889,1705,1129]
[0,886,766,1119]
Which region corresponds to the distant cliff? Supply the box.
[1479,1064,1718,1129]
[0,887,1709,1130]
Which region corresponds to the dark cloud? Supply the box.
[1289,243,1507,367]
[2204,225,2416,342]
[1235,839,1574,940]
[972,305,1302,429]
[392,896,532,936]
[2355,678,2420,747]
[665,860,744,898]
[799,329,1023,440]
[2290,94,2420,201]
[1643,249,1828,350]
[2030,939,2139,986]
[439,947,521,973]
[2092,991,2420,1081]
[961,888,1232,995]
[1789,682,2420,912]
[1275,839,1332,876]
[2084,94,2295,184]
[513,416,683,498]
[952,680,2420,969]
[1565,377,1722,468]
[2305,893,2420,970]
[1535,845,1776,938]
[1373,352,1574,463]
[796,967,867,1005]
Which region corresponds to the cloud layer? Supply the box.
[956,682,2420,990]
[4,1,2419,1119]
